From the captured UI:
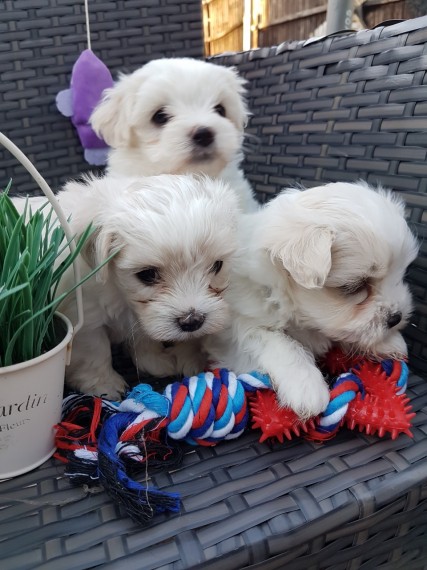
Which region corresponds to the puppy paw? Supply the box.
[274,365,330,420]
[137,354,179,378]
[181,354,209,377]
[92,371,129,400]
[171,340,209,377]
[67,368,128,401]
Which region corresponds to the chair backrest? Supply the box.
[212,17,427,374]
[1,7,426,374]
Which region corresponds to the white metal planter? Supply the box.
[0,313,73,478]
[0,132,84,479]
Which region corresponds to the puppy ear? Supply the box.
[269,225,336,289]
[81,227,117,284]
[59,178,116,284]
[90,73,137,148]
[225,66,250,131]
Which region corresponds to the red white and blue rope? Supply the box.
[308,359,409,440]
[55,360,409,524]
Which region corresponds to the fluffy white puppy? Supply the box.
[48,174,239,399]
[205,182,419,419]
[90,57,258,212]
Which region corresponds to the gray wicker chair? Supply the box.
[1,4,426,569]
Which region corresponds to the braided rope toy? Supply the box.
[55,370,271,523]
[55,356,414,524]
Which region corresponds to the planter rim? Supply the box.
[0,312,73,374]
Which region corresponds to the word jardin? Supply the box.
[1,393,49,417]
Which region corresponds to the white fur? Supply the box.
[205,182,419,419]
[17,175,239,399]
[90,57,258,213]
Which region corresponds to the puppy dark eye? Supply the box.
[339,279,368,296]
[136,267,160,285]
[151,109,170,126]
[214,104,226,117]
[211,260,223,274]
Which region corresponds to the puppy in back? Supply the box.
[52,174,239,399]
[90,57,258,212]
[205,182,419,418]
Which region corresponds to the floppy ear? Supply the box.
[59,179,117,284]
[80,227,117,284]
[90,72,140,148]
[224,66,250,131]
[269,224,336,289]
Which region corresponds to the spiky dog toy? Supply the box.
[250,350,414,443]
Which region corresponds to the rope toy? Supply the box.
[55,369,270,524]
[55,355,414,524]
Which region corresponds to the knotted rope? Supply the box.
[55,369,271,524]
[55,359,413,524]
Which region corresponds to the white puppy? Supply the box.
[90,57,258,213]
[51,174,239,399]
[205,182,419,419]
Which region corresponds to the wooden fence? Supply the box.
[257,0,327,47]
[202,0,244,56]
[203,0,420,55]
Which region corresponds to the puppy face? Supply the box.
[261,182,419,356]
[90,58,248,177]
[62,174,238,342]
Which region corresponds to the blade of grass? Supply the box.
[5,248,116,363]
[1,188,115,366]
[1,214,25,284]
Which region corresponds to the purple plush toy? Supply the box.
[56,49,113,166]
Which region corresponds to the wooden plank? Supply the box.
[204,22,243,42]
[364,0,402,6]
[258,5,327,30]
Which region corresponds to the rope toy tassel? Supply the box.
[97,412,181,524]
[55,394,118,484]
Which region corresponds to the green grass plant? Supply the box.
[0,184,105,367]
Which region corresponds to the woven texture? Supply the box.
[0,372,426,570]
[0,0,203,194]
[212,17,427,377]
[1,12,427,570]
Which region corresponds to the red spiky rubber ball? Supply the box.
[249,391,315,443]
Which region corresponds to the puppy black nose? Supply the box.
[192,127,215,148]
[177,310,206,332]
[387,312,402,329]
